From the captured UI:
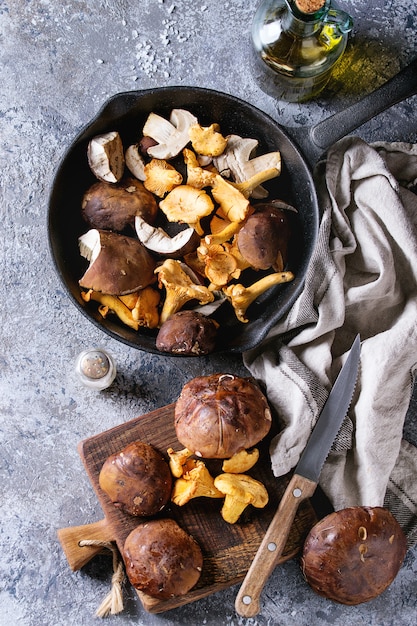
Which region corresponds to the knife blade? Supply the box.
[235,334,361,618]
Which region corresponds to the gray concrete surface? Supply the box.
[1,1,417,625]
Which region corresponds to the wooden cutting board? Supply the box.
[58,403,317,614]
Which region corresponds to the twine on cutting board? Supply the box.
[79,539,125,617]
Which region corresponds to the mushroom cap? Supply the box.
[237,203,292,271]
[174,373,272,458]
[123,518,203,598]
[79,229,156,295]
[98,441,172,517]
[301,506,407,605]
[156,310,218,355]
[81,177,158,232]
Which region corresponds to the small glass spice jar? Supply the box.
[251,0,353,102]
[75,348,117,390]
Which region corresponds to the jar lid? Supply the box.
[75,349,117,390]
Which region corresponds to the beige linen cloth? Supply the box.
[244,137,417,546]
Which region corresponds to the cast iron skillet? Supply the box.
[48,60,417,355]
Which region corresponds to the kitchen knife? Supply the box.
[235,334,361,618]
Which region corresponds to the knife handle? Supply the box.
[235,473,317,618]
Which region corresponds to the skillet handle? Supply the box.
[310,57,417,152]
[235,473,317,618]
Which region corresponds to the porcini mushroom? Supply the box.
[237,202,293,271]
[81,177,158,232]
[125,143,146,181]
[213,134,281,199]
[123,519,203,599]
[214,473,269,523]
[174,373,272,459]
[301,506,407,605]
[99,441,172,517]
[87,131,125,183]
[156,310,219,355]
[142,108,198,159]
[135,215,199,259]
[79,229,156,295]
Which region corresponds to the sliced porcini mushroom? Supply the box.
[87,131,125,183]
[213,134,281,198]
[125,143,146,181]
[142,108,198,159]
[237,203,292,271]
[81,177,158,232]
[79,229,156,295]
[134,215,199,258]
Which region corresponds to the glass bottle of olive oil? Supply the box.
[251,0,353,102]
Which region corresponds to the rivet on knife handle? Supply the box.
[235,473,317,618]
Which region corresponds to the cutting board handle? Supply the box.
[57,518,115,571]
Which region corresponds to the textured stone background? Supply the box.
[1,1,417,625]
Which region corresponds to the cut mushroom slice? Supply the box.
[134,216,199,258]
[87,131,125,183]
[125,144,146,181]
[213,134,281,199]
[143,109,198,159]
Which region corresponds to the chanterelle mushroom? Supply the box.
[214,473,269,523]
[223,272,294,323]
[159,185,214,236]
[171,460,224,506]
[155,258,214,324]
[142,109,198,159]
[188,123,228,157]
[143,158,183,197]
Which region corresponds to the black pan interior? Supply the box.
[48,87,319,355]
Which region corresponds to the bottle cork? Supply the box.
[295,0,326,14]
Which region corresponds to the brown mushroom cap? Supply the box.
[156,310,218,355]
[81,177,158,232]
[79,229,156,295]
[98,441,172,517]
[123,518,203,598]
[301,506,407,605]
[237,202,292,271]
[174,373,272,458]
